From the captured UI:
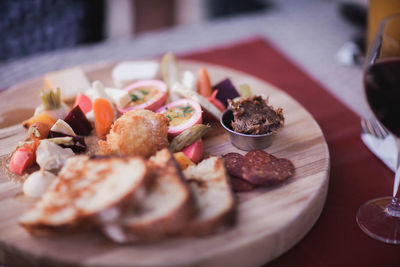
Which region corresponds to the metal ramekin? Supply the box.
[220,109,275,151]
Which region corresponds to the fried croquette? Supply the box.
[99,109,169,157]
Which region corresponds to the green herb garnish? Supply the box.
[130,94,140,102]
[182,105,194,114]
[178,104,191,110]
[140,90,149,95]
[166,114,172,122]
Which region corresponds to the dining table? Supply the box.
[0,0,399,266]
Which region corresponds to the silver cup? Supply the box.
[220,109,275,151]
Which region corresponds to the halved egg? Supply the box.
[156,99,202,137]
[117,80,168,113]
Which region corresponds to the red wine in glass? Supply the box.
[365,59,400,137]
[356,14,400,244]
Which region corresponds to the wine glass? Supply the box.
[356,14,400,244]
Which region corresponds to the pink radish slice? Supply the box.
[182,139,203,163]
[73,93,92,114]
[156,99,202,138]
[117,80,168,113]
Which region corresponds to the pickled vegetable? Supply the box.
[161,52,180,101]
[9,142,38,175]
[197,68,212,97]
[239,84,252,97]
[28,122,52,140]
[212,78,240,107]
[182,139,204,163]
[50,119,76,136]
[64,106,93,136]
[207,90,225,112]
[169,124,210,152]
[17,137,74,149]
[74,93,92,114]
[34,88,70,120]
[36,140,75,171]
[22,113,57,129]
[40,88,61,110]
[173,152,195,170]
[93,98,114,140]
[48,131,87,153]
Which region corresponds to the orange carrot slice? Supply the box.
[197,67,212,97]
[73,93,92,114]
[93,98,114,140]
[22,113,57,129]
[28,122,52,140]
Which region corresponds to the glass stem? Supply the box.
[389,138,400,217]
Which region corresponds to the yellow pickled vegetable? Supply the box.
[161,52,181,102]
[173,152,195,170]
[22,113,56,129]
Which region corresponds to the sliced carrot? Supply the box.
[93,98,114,140]
[28,122,52,140]
[9,142,37,175]
[73,93,92,114]
[197,67,212,97]
[22,113,57,129]
[207,90,226,113]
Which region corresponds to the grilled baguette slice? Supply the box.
[103,149,195,242]
[20,155,148,235]
[183,156,236,235]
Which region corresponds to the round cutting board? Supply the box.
[0,61,329,267]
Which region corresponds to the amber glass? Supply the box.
[367,0,400,52]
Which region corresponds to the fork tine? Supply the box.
[365,119,381,138]
[374,120,387,138]
[363,118,380,138]
[361,118,370,135]
[361,117,390,139]
[370,119,384,139]
[375,120,389,137]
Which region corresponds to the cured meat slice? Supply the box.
[242,150,294,185]
[223,152,244,178]
[230,176,255,192]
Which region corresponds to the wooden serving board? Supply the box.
[0,61,329,267]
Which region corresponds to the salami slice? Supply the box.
[242,150,294,185]
[223,152,244,178]
[230,176,255,192]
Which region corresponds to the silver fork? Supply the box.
[361,117,390,139]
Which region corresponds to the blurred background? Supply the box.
[0,0,366,61]
[0,0,373,117]
[0,0,274,61]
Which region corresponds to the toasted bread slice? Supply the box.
[103,149,195,242]
[20,155,148,235]
[183,156,236,235]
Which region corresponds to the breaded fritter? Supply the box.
[99,109,169,157]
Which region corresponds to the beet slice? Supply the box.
[64,105,92,136]
[48,131,87,153]
[212,78,240,107]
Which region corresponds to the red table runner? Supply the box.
[183,38,400,266]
